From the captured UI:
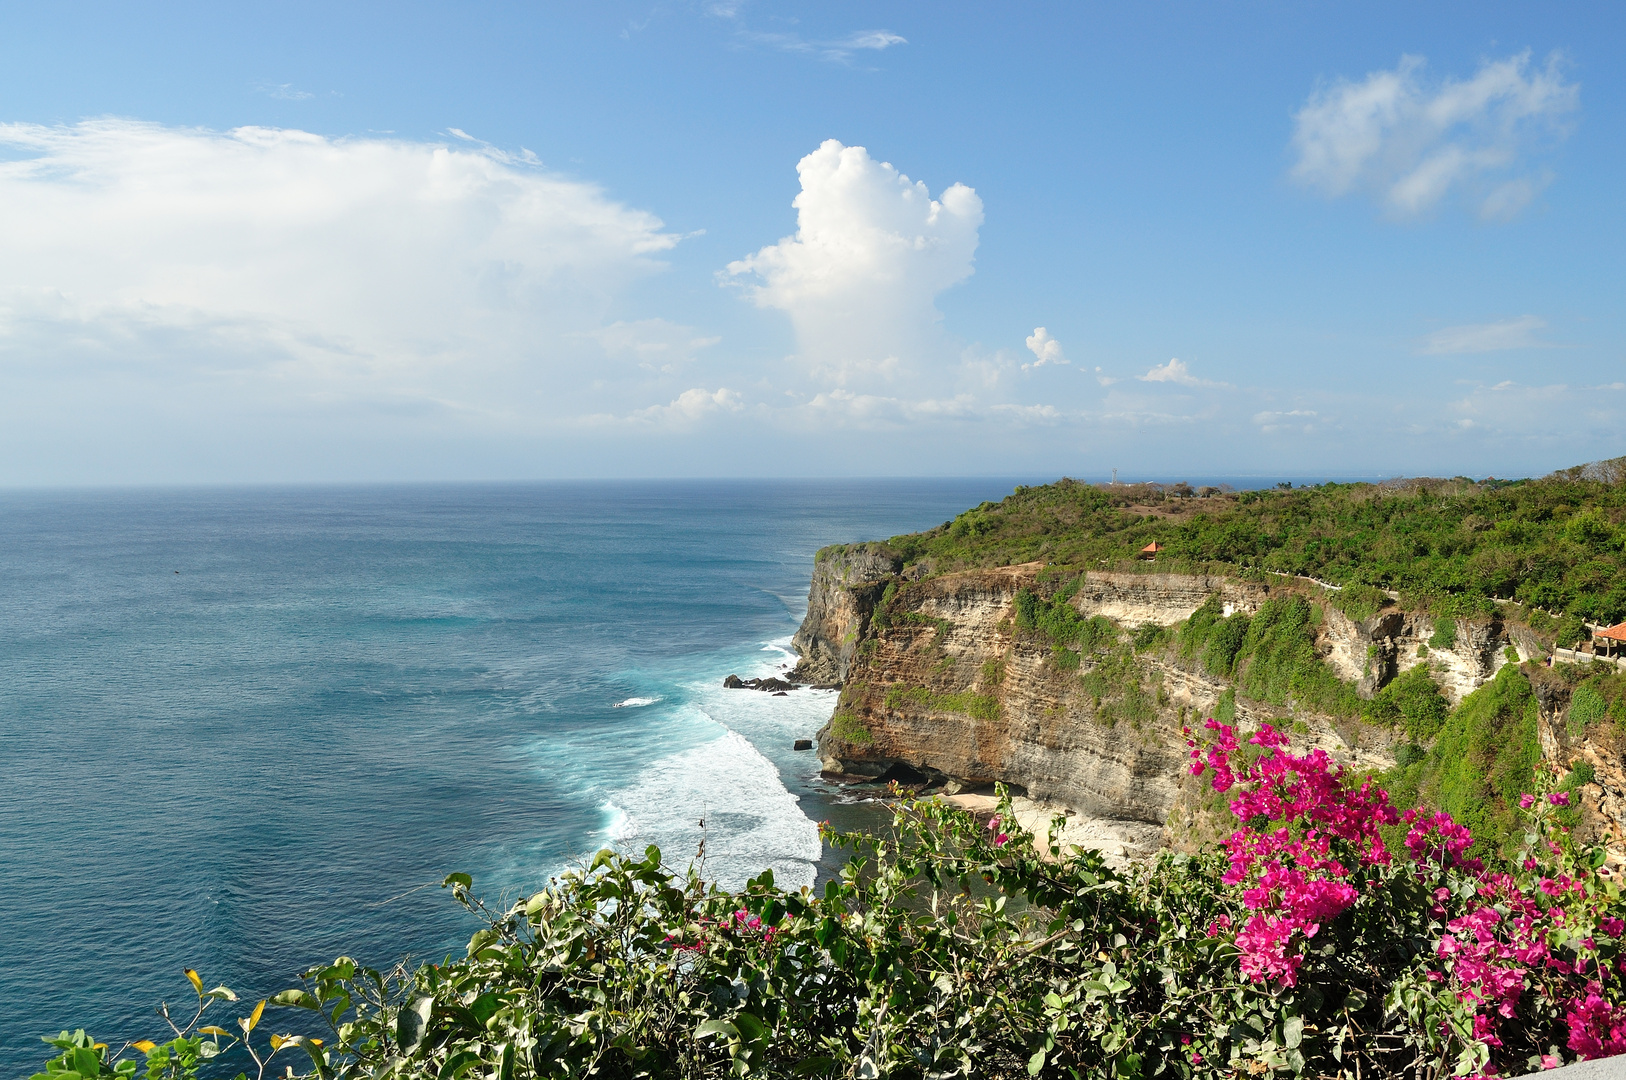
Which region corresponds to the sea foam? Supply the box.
[602,725,821,890]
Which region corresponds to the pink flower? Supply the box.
[1551,792,1572,807]
[1601,917,1624,937]
[1520,794,1536,810]
[1207,914,1232,937]
[994,833,1009,847]
[1542,1055,1560,1070]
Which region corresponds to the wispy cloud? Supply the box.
[1137,358,1229,388]
[1417,315,1554,355]
[1290,51,1578,220]
[735,28,906,63]
[255,82,314,101]
[1022,326,1066,370]
[1253,409,1319,434]
[583,319,720,374]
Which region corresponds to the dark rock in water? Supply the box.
[773,690,788,696]
[793,738,813,751]
[724,674,795,692]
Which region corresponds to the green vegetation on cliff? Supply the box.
[874,459,1626,622]
[1174,594,1362,718]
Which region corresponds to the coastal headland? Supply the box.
[792,468,1626,866]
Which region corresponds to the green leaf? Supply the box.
[1282,1015,1303,1050]
[302,1043,330,1080]
[693,1020,738,1042]
[270,990,319,1010]
[733,1012,768,1041]
[497,1043,515,1080]
[1028,1049,1047,1075]
[396,997,433,1056]
[436,1049,480,1080]
[441,873,472,890]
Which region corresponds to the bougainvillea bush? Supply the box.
[36,722,1626,1080]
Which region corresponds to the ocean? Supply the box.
[0,479,1033,1076]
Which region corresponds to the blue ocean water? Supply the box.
[0,479,1033,1076]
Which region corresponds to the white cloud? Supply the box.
[1137,358,1228,388]
[1253,409,1318,434]
[1092,366,1119,387]
[1290,51,1578,219]
[629,387,744,425]
[1022,326,1067,370]
[0,119,680,420]
[1417,315,1554,355]
[725,139,982,389]
[845,31,907,51]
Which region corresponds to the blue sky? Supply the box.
[0,1,1621,484]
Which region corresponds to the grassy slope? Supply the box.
[870,462,1626,625]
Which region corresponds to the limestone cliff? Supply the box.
[788,543,900,686]
[796,556,1565,861]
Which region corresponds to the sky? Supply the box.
[0,1,1621,485]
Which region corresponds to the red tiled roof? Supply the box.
[1598,622,1626,642]
[1140,541,1163,553]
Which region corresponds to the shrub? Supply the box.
[1419,663,1541,856]
[1570,682,1608,739]
[1364,663,1451,742]
[1331,584,1388,623]
[829,711,873,744]
[1429,618,1458,650]
[56,728,1626,1080]
[1558,614,1589,649]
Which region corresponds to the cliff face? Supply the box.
[788,544,900,686]
[797,557,1561,860]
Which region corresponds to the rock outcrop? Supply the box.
[789,543,901,686]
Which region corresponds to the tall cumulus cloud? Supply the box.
[724,140,982,389]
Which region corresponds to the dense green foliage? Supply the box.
[1174,595,1361,719]
[1410,664,1542,856]
[1013,587,1114,655]
[1364,664,1452,744]
[877,463,1626,622]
